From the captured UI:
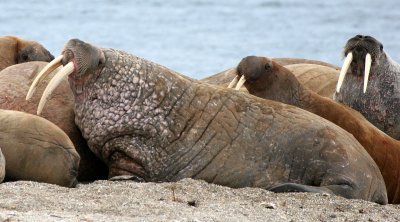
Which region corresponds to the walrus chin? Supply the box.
[336,51,372,94]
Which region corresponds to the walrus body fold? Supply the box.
[28,39,388,204]
[0,109,79,187]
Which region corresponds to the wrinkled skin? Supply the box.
[39,39,388,204]
[0,109,79,187]
[0,147,4,183]
[202,59,339,98]
[0,36,54,71]
[235,55,400,204]
[0,62,108,181]
[334,35,400,139]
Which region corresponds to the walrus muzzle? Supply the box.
[26,55,75,115]
[336,52,372,94]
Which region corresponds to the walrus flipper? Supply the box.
[269,183,335,195]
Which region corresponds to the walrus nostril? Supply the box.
[356,35,364,39]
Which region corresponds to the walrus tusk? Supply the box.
[26,55,64,100]
[235,76,246,90]
[37,62,74,115]
[227,76,239,88]
[363,53,372,93]
[336,52,353,93]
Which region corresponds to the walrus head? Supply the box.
[336,35,384,94]
[26,39,106,114]
[228,56,301,105]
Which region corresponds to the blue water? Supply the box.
[1,0,399,79]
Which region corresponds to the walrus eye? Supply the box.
[265,63,271,70]
[380,44,383,51]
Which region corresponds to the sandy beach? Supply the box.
[0,178,399,221]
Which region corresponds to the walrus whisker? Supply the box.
[235,75,246,90]
[227,76,239,88]
[26,55,64,100]
[336,52,353,93]
[363,53,372,93]
[37,62,74,115]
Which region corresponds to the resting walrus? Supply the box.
[202,60,339,98]
[334,35,400,139]
[27,39,387,204]
[229,55,400,204]
[1,61,108,181]
[0,36,54,71]
[0,109,79,187]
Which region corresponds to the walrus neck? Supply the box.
[74,49,194,153]
[256,67,306,108]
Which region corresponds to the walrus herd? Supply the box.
[0,35,399,205]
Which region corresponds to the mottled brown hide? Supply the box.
[34,40,388,204]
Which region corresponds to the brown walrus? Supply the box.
[202,58,339,97]
[334,35,400,139]
[229,55,400,204]
[0,36,54,71]
[0,62,108,181]
[0,109,79,187]
[26,39,388,204]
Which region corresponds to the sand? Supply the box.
[0,178,399,221]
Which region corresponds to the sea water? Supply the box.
[1,0,399,79]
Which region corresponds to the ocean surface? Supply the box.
[1,0,399,79]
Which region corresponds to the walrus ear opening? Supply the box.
[265,61,273,71]
[98,50,106,65]
[16,45,35,63]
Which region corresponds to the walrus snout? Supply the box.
[229,56,274,90]
[337,35,379,94]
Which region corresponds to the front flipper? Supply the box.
[102,136,149,182]
[269,183,335,195]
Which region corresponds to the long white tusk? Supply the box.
[37,62,74,115]
[336,52,353,93]
[363,53,372,93]
[235,75,246,90]
[227,76,239,88]
[26,55,64,100]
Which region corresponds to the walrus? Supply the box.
[28,39,388,204]
[202,59,339,97]
[334,35,400,139]
[0,36,54,71]
[229,55,400,204]
[0,109,79,187]
[0,62,108,181]
[0,147,4,183]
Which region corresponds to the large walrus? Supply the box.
[334,35,400,139]
[0,62,108,181]
[27,39,388,204]
[0,109,79,187]
[202,59,339,98]
[0,36,54,71]
[229,55,400,204]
